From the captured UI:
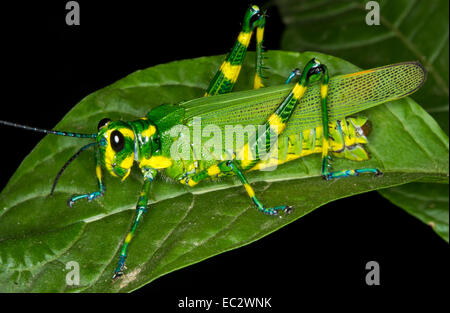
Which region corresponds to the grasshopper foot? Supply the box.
[67,191,104,207]
[262,205,294,216]
[112,256,127,280]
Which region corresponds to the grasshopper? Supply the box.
[0,5,426,279]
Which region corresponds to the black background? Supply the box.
[0,0,447,307]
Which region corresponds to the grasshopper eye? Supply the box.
[110,130,125,152]
[98,118,111,130]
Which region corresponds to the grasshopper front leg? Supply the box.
[65,146,106,207]
[113,168,156,280]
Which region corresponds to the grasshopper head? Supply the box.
[96,118,136,181]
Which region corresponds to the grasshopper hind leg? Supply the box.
[180,161,293,217]
[204,5,266,96]
[64,152,106,207]
[225,161,293,216]
[317,64,382,180]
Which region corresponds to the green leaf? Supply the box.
[379,183,449,242]
[0,51,448,292]
[276,0,449,242]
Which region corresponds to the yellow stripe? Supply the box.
[253,74,264,89]
[118,128,135,140]
[340,120,356,147]
[292,84,306,100]
[322,138,329,158]
[256,27,264,44]
[237,143,254,168]
[140,156,172,169]
[220,62,242,83]
[315,126,323,139]
[125,233,133,244]
[207,164,221,176]
[268,113,286,135]
[121,169,130,181]
[179,177,198,187]
[141,125,156,138]
[120,155,134,169]
[187,179,198,187]
[104,130,116,169]
[320,84,328,99]
[244,184,255,198]
[237,31,252,47]
[95,165,102,180]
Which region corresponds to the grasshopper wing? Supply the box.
[182,62,426,134]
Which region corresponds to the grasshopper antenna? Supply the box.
[0,120,98,195]
[0,120,97,138]
[50,142,97,196]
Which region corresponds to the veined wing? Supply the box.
[181,62,426,134]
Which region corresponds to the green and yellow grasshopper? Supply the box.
[0,5,426,279]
